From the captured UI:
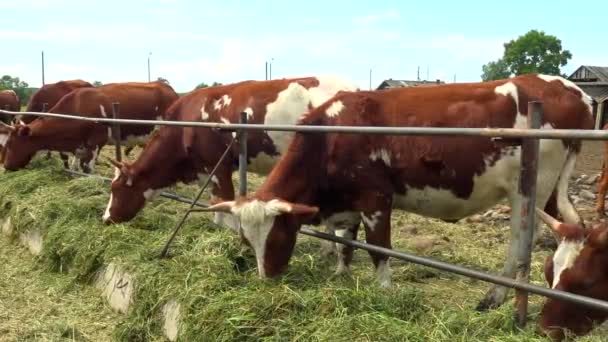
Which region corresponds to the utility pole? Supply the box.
[265,62,268,80]
[426,65,429,81]
[269,58,274,80]
[147,52,152,82]
[417,66,420,81]
[454,74,457,83]
[41,50,45,86]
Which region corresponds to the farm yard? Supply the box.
[0,136,607,341]
[2,4,608,339]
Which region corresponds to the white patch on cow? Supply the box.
[495,82,519,111]
[393,136,566,222]
[154,106,159,112]
[537,74,593,115]
[325,100,344,118]
[107,127,112,139]
[307,76,359,107]
[360,211,382,232]
[551,240,584,288]
[0,133,8,147]
[243,107,254,120]
[264,77,358,158]
[376,259,392,288]
[200,104,209,120]
[220,117,230,124]
[248,152,279,175]
[232,199,292,277]
[103,168,121,222]
[143,188,160,200]
[99,105,107,118]
[155,115,162,121]
[214,95,232,111]
[369,149,391,166]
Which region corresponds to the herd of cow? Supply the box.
[0,74,607,340]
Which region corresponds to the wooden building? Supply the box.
[567,65,608,129]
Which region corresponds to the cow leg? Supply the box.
[206,168,238,231]
[322,211,361,274]
[477,183,555,311]
[78,148,97,174]
[60,152,70,168]
[361,208,393,288]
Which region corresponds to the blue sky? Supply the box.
[1,0,606,92]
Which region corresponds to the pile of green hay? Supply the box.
[0,155,605,341]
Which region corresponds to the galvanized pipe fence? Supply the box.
[1,104,608,328]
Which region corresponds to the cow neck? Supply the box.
[254,129,327,206]
[130,127,188,190]
[27,118,86,150]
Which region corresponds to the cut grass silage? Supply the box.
[1,154,606,341]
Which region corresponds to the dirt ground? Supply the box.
[574,140,604,177]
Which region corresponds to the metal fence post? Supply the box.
[515,101,542,328]
[111,102,122,162]
[42,102,48,112]
[238,112,248,197]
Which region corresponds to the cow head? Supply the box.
[203,199,318,277]
[103,159,159,224]
[1,121,37,171]
[536,208,608,341]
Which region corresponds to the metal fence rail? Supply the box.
[2,104,608,329]
[2,109,608,140]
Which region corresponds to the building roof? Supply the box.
[585,66,608,82]
[578,83,608,102]
[377,79,445,90]
[569,65,608,83]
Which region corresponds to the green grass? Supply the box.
[0,152,606,341]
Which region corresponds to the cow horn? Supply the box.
[196,201,236,213]
[535,208,565,237]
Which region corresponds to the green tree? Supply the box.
[481,30,572,81]
[92,81,103,87]
[481,59,511,82]
[195,81,223,90]
[0,75,30,104]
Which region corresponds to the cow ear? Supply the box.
[17,126,30,137]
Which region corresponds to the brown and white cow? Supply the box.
[102,76,359,228]
[536,209,608,341]
[21,79,94,123]
[0,89,20,123]
[2,81,179,173]
[203,74,594,310]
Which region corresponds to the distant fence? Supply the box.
[2,104,608,330]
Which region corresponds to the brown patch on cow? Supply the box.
[22,80,93,123]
